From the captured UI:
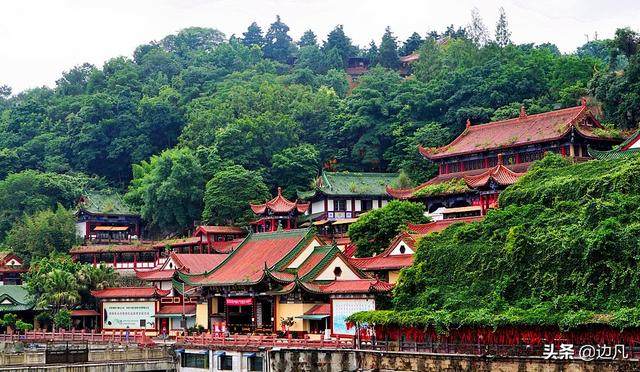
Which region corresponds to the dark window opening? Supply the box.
[219,355,233,370]
[333,267,342,277]
[182,353,209,369]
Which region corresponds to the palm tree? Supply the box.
[37,269,81,313]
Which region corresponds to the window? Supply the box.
[333,266,342,278]
[361,199,373,212]
[182,353,209,369]
[219,355,233,370]
[399,245,406,254]
[248,356,264,371]
[334,200,347,211]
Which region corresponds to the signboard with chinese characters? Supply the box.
[331,298,375,335]
[225,297,253,306]
[102,301,156,330]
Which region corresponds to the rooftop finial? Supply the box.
[466,118,471,129]
[277,186,282,196]
[519,105,527,119]
[497,153,504,165]
[581,97,587,107]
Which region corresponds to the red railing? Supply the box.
[0,329,155,345]
[175,333,355,349]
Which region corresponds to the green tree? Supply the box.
[323,25,356,67]
[242,22,265,47]
[214,112,301,170]
[202,165,271,224]
[0,171,98,237]
[263,15,295,63]
[365,40,380,67]
[348,200,429,257]
[126,147,205,234]
[4,205,78,260]
[54,310,72,330]
[0,314,17,332]
[495,7,512,47]
[379,27,400,69]
[24,253,117,314]
[269,144,320,198]
[298,30,318,47]
[401,32,423,56]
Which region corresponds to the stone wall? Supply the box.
[269,349,640,372]
[0,343,174,371]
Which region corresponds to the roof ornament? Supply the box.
[519,105,527,119]
[277,186,283,196]
[497,153,504,165]
[466,118,471,129]
[581,97,587,107]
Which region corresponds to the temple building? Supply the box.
[136,252,229,291]
[399,52,420,77]
[590,129,640,160]
[153,226,246,254]
[249,187,310,233]
[0,253,27,285]
[70,243,165,273]
[387,102,624,214]
[297,171,398,251]
[174,228,393,337]
[0,285,35,324]
[75,191,141,243]
[350,231,422,284]
[345,57,369,88]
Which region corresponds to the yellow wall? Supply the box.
[275,298,316,332]
[388,270,401,284]
[210,297,219,314]
[195,302,208,328]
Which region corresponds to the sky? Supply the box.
[0,0,639,93]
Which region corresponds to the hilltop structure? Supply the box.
[387,102,623,215]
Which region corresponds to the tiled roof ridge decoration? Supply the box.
[386,162,532,199]
[178,228,314,286]
[589,129,640,160]
[91,286,170,298]
[78,189,136,216]
[462,153,526,188]
[250,186,310,214]
[418,102,608,160]
[298,171,400,199]
[407,216,485,235]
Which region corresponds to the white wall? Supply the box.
[316,257,361,281]
[287,239,322,269]
[311,200,324,214]
[389,240,415,256]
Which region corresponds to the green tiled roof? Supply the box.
[79,190,136,215]
[589,129,640,160]
[0,285,34,312]
[298,171,399,199]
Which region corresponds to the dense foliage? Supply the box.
[0,12,635,240]
[23,253,118,314]
[348,200,429,257]
[4,205,78,261]
[351,154,640,330]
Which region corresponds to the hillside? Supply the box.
[351,154,640,330]
[0,18,637,240]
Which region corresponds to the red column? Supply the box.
[93,254,96,267]
[445,164,449,174]
[515,153,521,163]
[561,147,566,156]
[133,253,137,269]
[484,158,489,168]
[460,161,465,172]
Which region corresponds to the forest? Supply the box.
[0,9,639,257]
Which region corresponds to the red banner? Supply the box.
[225,298,253,306]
